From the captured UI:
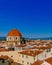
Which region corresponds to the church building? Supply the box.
[6,29,22,46]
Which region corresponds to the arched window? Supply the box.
[16,37,18,40]
[10,37,11,40]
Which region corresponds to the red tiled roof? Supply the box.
[19,50,43,56]
[16,44,26,47]
[7,29,22,36]
[0,48,9,52]
[45,57,52,65]
[32,60,43,65]
[31,46,52,50]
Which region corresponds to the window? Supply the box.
[10,37,11,40]
[47,49,48,52]
[16,37,17,40]
[22,55,24,58]
[19,55,20,57]
[49,49,51,52]
[37,44,39,46]
[15,42,17,45]
[30,63,32,65]
[34,57,35,60]
[26,55,28,58]
[27,62,29,65]
[47,49,51,52]
[22,60,24,63]
[45,54,46,57]
[2,60,5,63]
[11,56,13,57]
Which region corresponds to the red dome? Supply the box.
[7,29,22,36]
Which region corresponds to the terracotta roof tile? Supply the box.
[19,50,43,56]
[0,48,9,52]
[32,60,43,65]
[7,29,22,36]
[45,57,52,65]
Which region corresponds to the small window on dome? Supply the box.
[16,37,17,40]
[10,37,11,40]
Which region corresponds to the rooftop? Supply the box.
[19,50,43,56]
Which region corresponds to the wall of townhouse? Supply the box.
[39,48,52,60]
[19,54,35,65]
[0,51,22,63]
[44,48,52,59]
[37,51,45,60]
[18,51,47,65]
[37,48,52,60]
[51,48,52,52]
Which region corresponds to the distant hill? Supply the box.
[0,37,52,41]
[25,37,52,40]
[0,37,6,41]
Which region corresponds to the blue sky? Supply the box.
[0,0,52,38]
